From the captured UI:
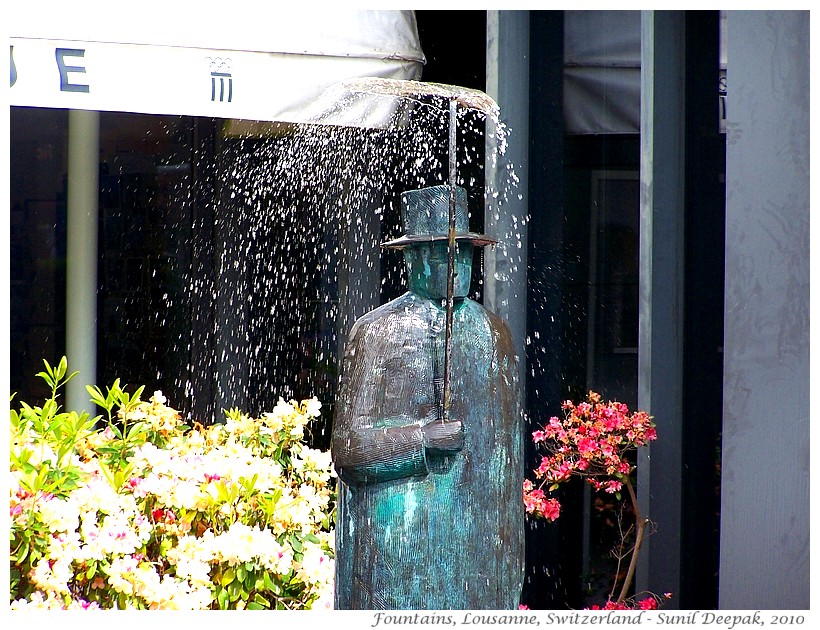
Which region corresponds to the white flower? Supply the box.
[271,397,296,419]
[30,556,71,594]
[262,411,284,433]
[168,479,207,511]
[10,590,101,610]
[295,542,334,585]
[310,583,335,610]
[305,397,322,417]
[38,493,80,534]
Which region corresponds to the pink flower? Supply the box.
[577,436,597,455]
[536,456,552,478]
[598,440,614,458]
[522,483,561,521]
[523,487,546,514]
[543,498,560,521]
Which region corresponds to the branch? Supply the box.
[616,475,647,603]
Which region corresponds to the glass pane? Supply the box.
[10,107,69,402]
[587,169,640,409]
[97,112,196,409]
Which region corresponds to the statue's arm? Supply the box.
[331,317,463,486]
[333,415,463,486]
[334,422,419,484]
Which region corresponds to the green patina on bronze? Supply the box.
[332,185,525,610]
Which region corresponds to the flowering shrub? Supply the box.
[10,357,336,610]
[587,591,672,610]
[523,391,660,609]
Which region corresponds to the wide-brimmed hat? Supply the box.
[381,185,497,249]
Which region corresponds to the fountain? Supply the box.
[319,78,525,610]
[171,75,530,607]
[211,78,515,429]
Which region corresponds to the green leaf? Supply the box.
[217,587,229,609]
[240,474,258,494]
[15,541,29,564]
[305,533,320,544]
[263,571,276,592]
[86,385,108,408]
[227,579,241,601]
[221,567,235,587]
[246,602,265,610]
[244,569,257,590]
[109,424,124,440]
[36,371,53,388]
[97,460,116,489]
[289,534,303,553]
[126,421,147,441]
[134,384,146,401]
[56,356,68,380]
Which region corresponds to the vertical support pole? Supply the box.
[485,9,529,394]
[637,10,684,606]
[66,109,99,414]
[443,98,458,421]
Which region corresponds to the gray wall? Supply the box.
[485,10,530,389]
[719,10,809,609]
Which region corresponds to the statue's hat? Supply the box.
[381,185,498,249]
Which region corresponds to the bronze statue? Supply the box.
[332,184,524,610]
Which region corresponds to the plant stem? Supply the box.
[617,475,646,603]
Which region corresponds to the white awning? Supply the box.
[9,5,425,124]
[563,10,727,135]
[564,11,641,135]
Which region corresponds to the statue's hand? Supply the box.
[422,420,464,453]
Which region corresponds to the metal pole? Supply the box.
[66,109,99,414]
[443,98,458,421]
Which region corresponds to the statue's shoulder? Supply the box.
[463,299,513,336]
[348,292,418,338]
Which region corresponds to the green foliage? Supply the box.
[10,358,336,610]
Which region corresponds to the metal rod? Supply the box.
[443,98,457,421]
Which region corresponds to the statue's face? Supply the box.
[404,241,474,301]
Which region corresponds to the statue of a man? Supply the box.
[332,185,524,610]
